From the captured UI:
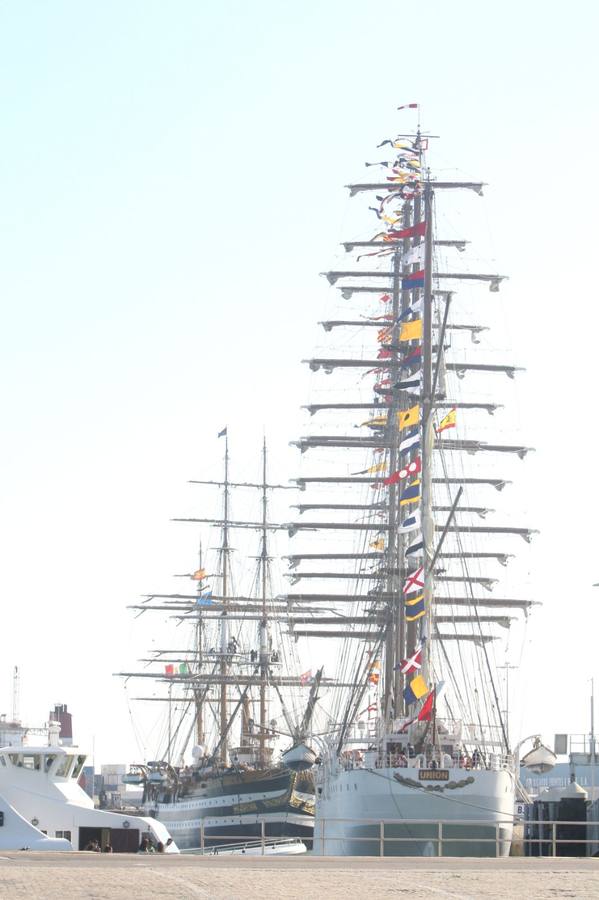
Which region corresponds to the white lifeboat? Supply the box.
[281,743,317,772]
[520,738,557,774]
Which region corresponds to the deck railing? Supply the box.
[338,752,514,772]
[186,817,599,858]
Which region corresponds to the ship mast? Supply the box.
[259,438,269,766]
[383,249,402,721]
[276,123,539,759]
[420,177,434,687]
[194,541,206,747]
[219,432,231,763]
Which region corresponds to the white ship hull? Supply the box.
[314,765,515,857]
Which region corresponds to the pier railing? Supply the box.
[314,817,598,858]
[189,818,599,857]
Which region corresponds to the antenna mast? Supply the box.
[12,666,20,723]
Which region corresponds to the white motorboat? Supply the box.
[0,743,179,852]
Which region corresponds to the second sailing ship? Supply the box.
[120,438,315,850]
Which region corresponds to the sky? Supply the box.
[0,0,598,766]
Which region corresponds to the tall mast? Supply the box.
[259,438,269,766]
[219,432,230,763]
[383,249,402,721]
[271,123,537,762]
[194,541,205,747]
[421,178,435,686]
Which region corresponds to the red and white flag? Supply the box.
[299,670,312,686]
[403,566,424,595]
[397,645,422,675]
[383,456,422,486]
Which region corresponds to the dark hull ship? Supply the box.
[135,765,314,850]
[119,438,316,850]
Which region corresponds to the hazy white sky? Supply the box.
[0,0,597,764]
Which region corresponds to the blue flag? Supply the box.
[399,508,421,534]
[405,594,426,622]
[400,482,421,506]
[401,270,425,290]
[406,536,424,557]
[399,430,420,456]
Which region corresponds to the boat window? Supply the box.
[8,753,20,766]
[71,755,86,779]
[45,754,57,772]
[56,830,72,841]
[22,754,42,771]
[55,755,73,778]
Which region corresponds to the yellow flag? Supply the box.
[370,538,385,550]
[192,568,206,581]
[398,405,420,430]
[362,415,387,428]
[409,674,428,700]
[436,407,457,434]
[399,480,421,506]
[399,319,423,342]
[367,462,387,474]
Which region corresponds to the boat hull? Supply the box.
[144,768,314,851]
[313,765,515,857]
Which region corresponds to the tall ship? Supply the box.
[282,111,536,856]
[119,437,315,850]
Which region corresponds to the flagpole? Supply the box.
[591,677,596,801]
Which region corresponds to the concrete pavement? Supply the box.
[0,853,598,899]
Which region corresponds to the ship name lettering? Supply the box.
[418,769,450,781]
